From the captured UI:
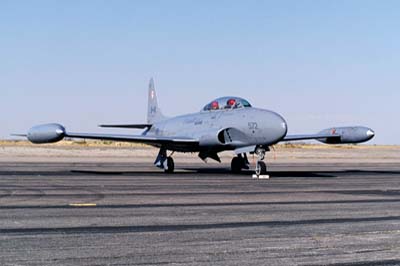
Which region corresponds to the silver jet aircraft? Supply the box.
[20,79,375,175]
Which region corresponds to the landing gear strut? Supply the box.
[155,148,175,173]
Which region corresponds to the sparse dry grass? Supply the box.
[274,142,395,150]
[0,140,149,148]
[0,140,394,150]
[274,143,358,150]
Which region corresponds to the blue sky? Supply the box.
[1,0,399,144]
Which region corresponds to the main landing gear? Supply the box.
[231,153,250,174]
[165,157,175,173]
[155,148,175,173]
[231,147,268,176]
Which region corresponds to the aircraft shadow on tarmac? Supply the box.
[69,168,335,178]
[1,168,399,178]
[68,168,400,178]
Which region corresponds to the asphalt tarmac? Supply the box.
[1,161,400,266]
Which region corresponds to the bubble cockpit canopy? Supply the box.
[202,97,252,111]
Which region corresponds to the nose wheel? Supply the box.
[255,161,267,176]
[254,148,268,176]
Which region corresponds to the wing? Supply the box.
[66,132,198,146]
[98,124,152,129]
[24,123,199,151]
[282,133,341,142]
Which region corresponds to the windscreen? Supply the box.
[202,97,252,111]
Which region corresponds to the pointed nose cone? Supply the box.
[366,128,375,139]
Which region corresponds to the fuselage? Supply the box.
[145,107,288,152]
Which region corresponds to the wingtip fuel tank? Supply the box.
[27,123,66,144]
[318,126,375,144]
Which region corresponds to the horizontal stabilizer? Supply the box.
[99,124,152,129]
[11,134,28,137]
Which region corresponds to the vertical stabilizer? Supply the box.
[147,78,166,124]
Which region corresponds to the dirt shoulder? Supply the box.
[0,141,398,164]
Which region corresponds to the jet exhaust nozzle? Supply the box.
[318,126,375,144]
[27,123,66,144]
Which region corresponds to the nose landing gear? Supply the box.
[255,160,267,176]
[231,148,269,178]
[255,148,267,176]
[253,147,269,179]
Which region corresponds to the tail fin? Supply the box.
[147,78,166,124]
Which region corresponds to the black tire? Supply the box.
[164,157,175,173]
[257,161,267,175]
[231,157,243,174]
